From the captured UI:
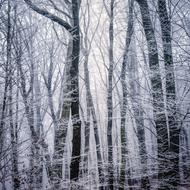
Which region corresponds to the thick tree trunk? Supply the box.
[136,0,169,189]
[158,0,180,188]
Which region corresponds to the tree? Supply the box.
[119,0,134,189]
[128,39,150,189]
[81,1,104,186]
[106,0,115,189]
[136,0,169,188]
[24,0,82,186]
[158,0,180,188]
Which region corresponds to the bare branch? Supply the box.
[48,0,72,19]
[24,0,73,33]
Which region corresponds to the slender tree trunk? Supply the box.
[81,3,104,184]
[128,40,150,189]
[0,0,12,166]
[49,40,72,187]
[83,108,90,178]
[29,79,36,190]
[181,128,190,181]
[107,1,114,189]
[83,52,104,188]
[14,25,51,189]
[33,63,44,189]
[82,53,91,181]
[70,0,82,185]
[16,48,39,189]
[57,41,72,183]
[0,75,9,190]
[27,32,43,189]
[119,1,134,189]
[9,77,20,190]
[158,0,180,188]
[14,65,20,190]
[91,106,104,189]
[34,65,42,136]
[136,0,169,189]
[7,1,20,189]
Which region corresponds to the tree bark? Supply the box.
[119,1,134,189]
[69,0,81,185]
[83,51,104,188]
[136,0,169,189]
[158,0,180,188]
[107,1,114,189]
[128,39,150,189]
[7,1,20,189]
[9,77,20,190]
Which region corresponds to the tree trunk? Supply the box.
[7,1,20,189]
[51,40,72,187]
[69,0,82,185]
[136,0,169,189]
[128,39,150,189]
[119,1,134,189]
[107,1,114,189]
[9,78,20,190]
[158,0,180,188]
[16,46,40,189]
[83,51,104,188]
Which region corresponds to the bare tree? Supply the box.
[158,0,180,188]
[128,39,150,189]
[106,1,114,189]
[136,0,169,189]
[24,0,82,187]
[119,1,134,189]
[81,0,104,186]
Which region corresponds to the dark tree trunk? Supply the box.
[158,1,180,189]
[69,0,81,185]
[107,1,114,189]
[181,127,190,181]
[83,56,92,178]
[136,0,169,189]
